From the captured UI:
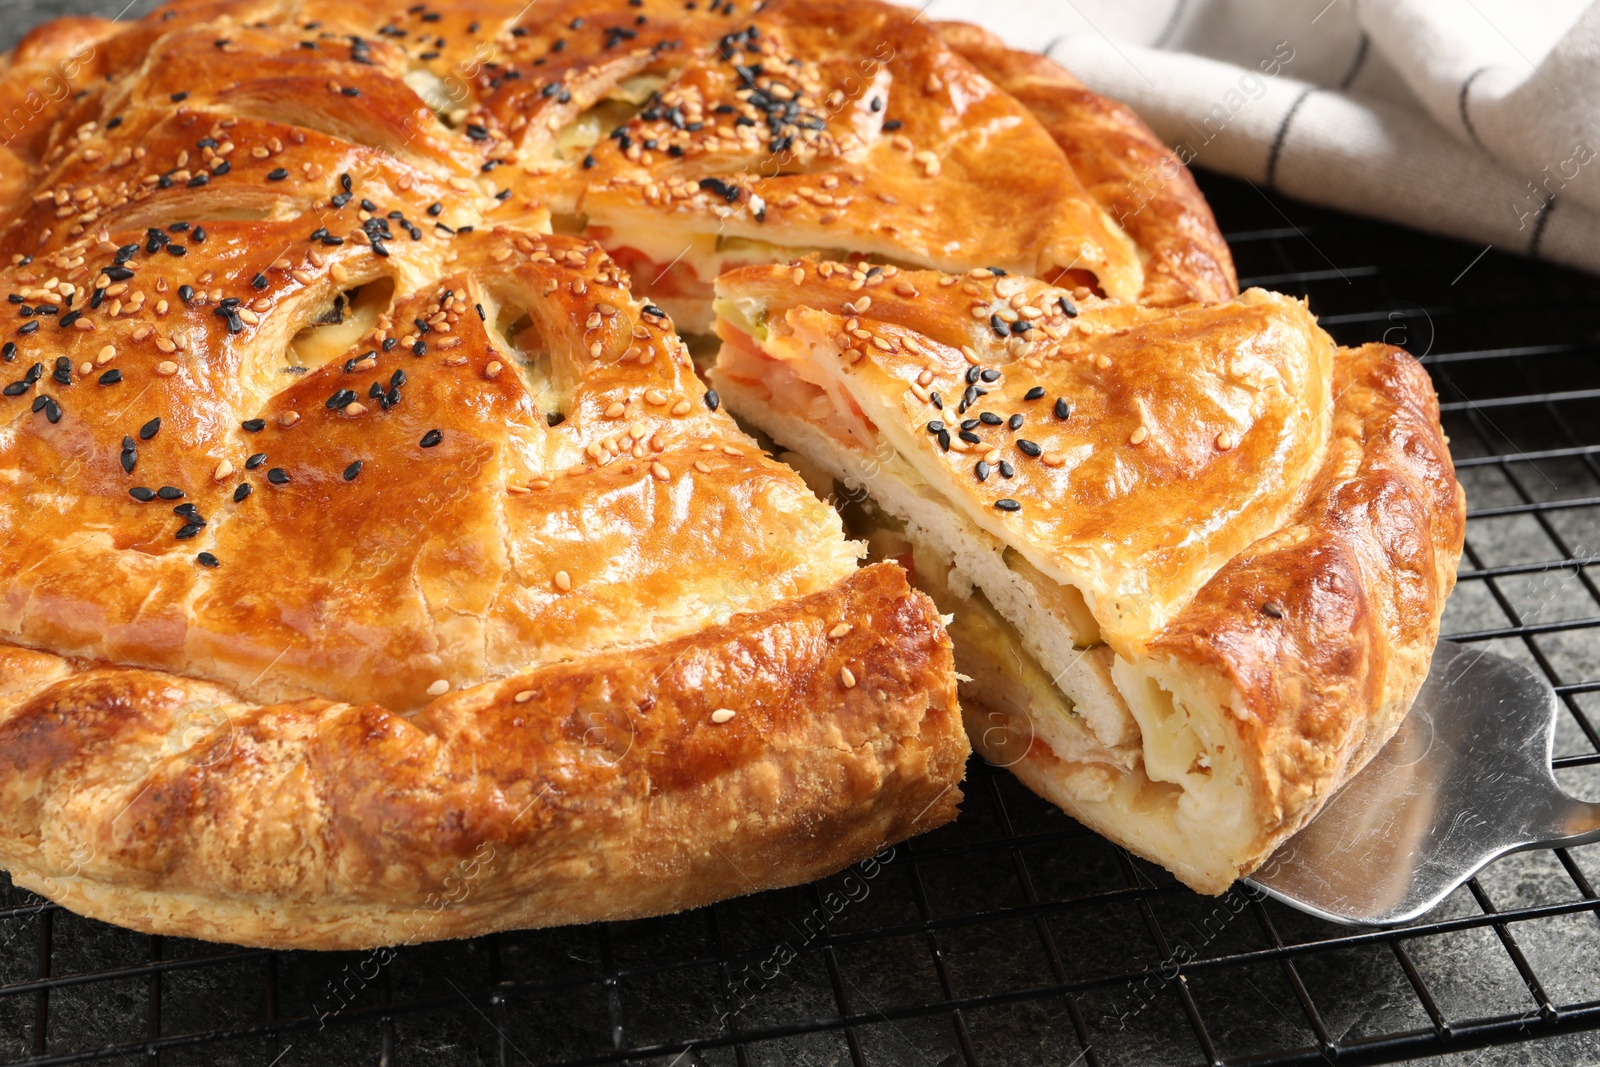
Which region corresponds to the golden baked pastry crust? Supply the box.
[0,0,985,948]
[711,259,1463,892]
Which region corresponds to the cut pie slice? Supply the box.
[711,259,1465,892]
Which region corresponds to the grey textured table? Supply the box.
[1,3,1599,1066]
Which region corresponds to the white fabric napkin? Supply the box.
[917,0,1600,278]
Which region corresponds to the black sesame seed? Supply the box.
[965,365,982,385]
[419,429,443,448]
[882,119,903,131]
[1054,398,1071,420]
[988,315,1008,339]
[929,391,942,409]
[31,395,47,413]
[1008,414,1024,431]
[999,461,1015,478]
[925,420,945,433]
[58,310,82,329]
[704,388,720,411]
[1262,601,1284,619]
[641,304,666,318]
[173,503,202,522]
[341,86,361,97]
[267,467,290,485]
[97,368,121,385]
[18,321,38,335]
[427,202,443,216]
[390,369,406,389]
[978,412,1001,426]
[245,453,267,470]
[24,363,41,384]
[960,419,979,431]
[129,486,155,502]
[157,486,183,500]
[1,342,13,361]
[343,460,363,481]
[412,340,427,355]
[241,418,265,432]
[975,461,990,481]
[936,429,951,451]
[1017,439,1041,457]
[170,91,188,102]
[326,388,357,410]
[43,399,60,423]
[175,523,201,540]
[178,285,195,302]
[233,482,251,503]
[1058,296,1078,318]
[980,368,1001,382]
[197,552,219,568]
[52,365,71,385]
[267,168,289,181]
[995,498,1021,512]
[139,417,161,440]
[186,174,209,189]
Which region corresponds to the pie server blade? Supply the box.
[1246,640,1600,925]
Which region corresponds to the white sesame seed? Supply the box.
[644,388,668,406]
[1215,431,1234,451]
[426,679,450,696]
[840,666,857,688]
[828,623,852,639]
[277,411,300,428]
[651,462,670,481]
[514,690,534,703]
[485,361,503,380]
[710,708,736,724]
[1130,426,1148,445]
[553,570,572,591]
[154,360,178,377]
[213,459,234,481]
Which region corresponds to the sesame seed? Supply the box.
[839,666,857,688]
[129,486,155,502]
[98,369,122,385]
[995,498,1021,512]
[1008,413,1024,431]
[704,389,719,411]
[1261,601,1285,618]
[1054,398,1071,420]
[233,482,251,502]
[828,622,852,639]
[197,552,219,568]
[514,690,534,703]
[277,411,300,428]
[975,460,990,481]
[1017,439,1041,457]
[419,429,443,448]
[644,388,668,406]
[426,679,450,696]
[212,459,234,481]
[139,417,161,440]
[1042,452,1065,468]
[485,360,503,380]
[343,460,363,481]
[241,418,265,432]
[1129,427,1148,445]
[267,168,289,181]
[245,452,266,470]
[553,569,572,591]
[651,462,670,481]
[267,467,290,484]
[710,708,737,724]
[157,486,183,500]
[1215,431,1234,451]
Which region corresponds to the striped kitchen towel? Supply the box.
[920,0,1600,277]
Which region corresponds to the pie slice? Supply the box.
[711,259,1465,892]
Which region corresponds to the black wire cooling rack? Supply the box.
[4,164,1600,1067]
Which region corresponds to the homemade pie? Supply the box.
[0,0,1453,948]
[711,263,1465,892]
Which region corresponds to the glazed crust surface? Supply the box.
[0,0,996,947]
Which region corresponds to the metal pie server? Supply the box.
[1247,639,1600,925]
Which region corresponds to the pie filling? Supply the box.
[711,300,1263,888]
